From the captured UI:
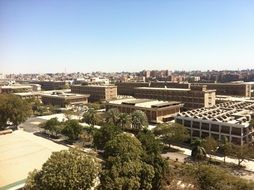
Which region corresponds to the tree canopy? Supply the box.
[105,108,120,126]
[200,136,218,159]
[137,129,169,190]
[62,120,83,141]
[230,144,253,166]
[131,110,148,130]
[93,124,122,150]
[117,112,131,130]
[82,108,101,126]
[153,123,189,147]
[42,117,62,137]
[100,133,155,190]
[178,163,254,190]
[191,138,206,161]
[0,94,32,129]
[25,148,100,190]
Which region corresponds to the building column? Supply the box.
[199,121,202,138]
[219,125,221,141]
[209,123,211,137]
[229,126,232,143]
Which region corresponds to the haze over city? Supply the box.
[1,0,254,73]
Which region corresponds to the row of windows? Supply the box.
[177,119,244,136]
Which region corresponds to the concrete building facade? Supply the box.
[195,83,252,97]
[0,85,33,94]
[41,91,89,108]
[71,85,117,101]
[116,82,191,96]
[133,85,216,110]
[32,81,69,90]
[106,98,183,123]
[175,101,254,145]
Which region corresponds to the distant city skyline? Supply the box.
[1,0,254,74]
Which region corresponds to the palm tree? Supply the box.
[106,108,120,125]
[191,138,206,161]
[82,108,99,126]
[219,136,232,163]
[117,113,131,130]
[131,110,148,131]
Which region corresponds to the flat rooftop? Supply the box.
[41,91,89,98]
[14,92,41,96]
[216,95,252,102]
[214,100,254,111]
[0,85,32,89]
[195,82,249,85]
[134,87,216,93]
[108,98,182,109]
[0,130,67,188]
[177,101,254,127]
[73,85,116,88]
[135,87,190,91]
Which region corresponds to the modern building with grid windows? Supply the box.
[175,101,254,145]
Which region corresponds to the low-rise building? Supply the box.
[175,101,254,145]
[116,82,190,96]
[194,83,251,97]
[106,98,183,123]
[41,91,89,108]
[30,84,41,91]
[133,85,216,110]
[23,81,69,90]
[71,85,117,102]
[14,92,41,100]
[0,85,33,93]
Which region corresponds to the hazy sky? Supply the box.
[1,0,254,74]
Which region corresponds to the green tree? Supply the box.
[42,117,62,137]
[103,133,143,161]
[105,108,120,125]
[100,133,155,190]
[191,138,206,161]
[93,124,122,150]
[117,113,131,130]
[249,119,254,127]
[131,110,148,130]
[25,148,100,190]
[137,129,162,155]
[179,163,254,190]
[87,103,101,110]
[171,162,254,190]
[0,94,32,129]
[79,131,93,146]
[153,123,189,147]
[137,129,169,190]
[188,164,231,190]
[82,108,101,126]
[62,120,83,141]
[231,144,252,166]
[201,136,218,160]
[64,109,77,120]
[218,136,232,163]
